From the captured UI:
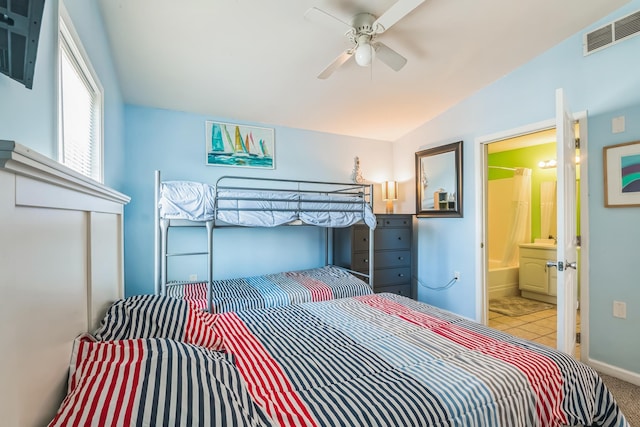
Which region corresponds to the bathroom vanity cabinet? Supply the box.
[519,243,557,304]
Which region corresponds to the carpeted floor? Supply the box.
[488,296,555,317]
[599,373,640,426]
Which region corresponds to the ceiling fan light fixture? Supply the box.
[355,40,375,66]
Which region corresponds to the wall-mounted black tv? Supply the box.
[0,0,46,89]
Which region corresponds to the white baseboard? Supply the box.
[587,358,640,386]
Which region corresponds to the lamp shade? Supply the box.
[381,181,398,201]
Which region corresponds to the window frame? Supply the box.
[57,5,104,183]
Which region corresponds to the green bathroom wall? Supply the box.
[488,143,557,241]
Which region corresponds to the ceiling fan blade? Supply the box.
[317,50,353,79]
[374,42,407,71]
[304,7,352,32]
[373,0,425,33]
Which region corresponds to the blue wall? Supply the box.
[0,0,57,156]
[122,105,393,296]
[588,105,640,369]
[0,0,125,191]
[394,1,640,376]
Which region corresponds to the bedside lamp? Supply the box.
[381,180,398,214]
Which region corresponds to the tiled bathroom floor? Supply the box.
[489,306,581,359]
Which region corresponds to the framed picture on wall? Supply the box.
[205,121,275,169]
[603,140,640,207]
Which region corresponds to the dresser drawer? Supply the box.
[375,284,411,297]
[352,252,371,271]
[374,267,411,286]
[377,216,411,228]
[374,250,410,268]
[375,228,411,250]
[352,250,411,272]
[353,226,371,252]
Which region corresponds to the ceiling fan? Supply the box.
[304,0,425,79]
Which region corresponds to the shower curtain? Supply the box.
[501,168,531,267]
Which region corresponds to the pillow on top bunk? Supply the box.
[159,180,216,221]
[48,336,273,427]
[93,295,224,351]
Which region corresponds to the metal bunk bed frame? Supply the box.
[154,170,375,312]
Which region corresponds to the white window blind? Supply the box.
[58,14,103,182]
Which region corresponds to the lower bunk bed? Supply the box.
[49,294,629,427]
[166,265,374,312]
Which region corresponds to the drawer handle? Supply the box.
[398,256,404,260]
[398,273,404,277]
[363,259,368,263]
[386,221,390,224]
[397,237,402,240]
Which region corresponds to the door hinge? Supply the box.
[576,235,581,246]
[575,137,580,149]
[576,332,581,344]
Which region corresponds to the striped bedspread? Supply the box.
[216,293,629,427]
[51,294,629,426]
[167,265,373,313]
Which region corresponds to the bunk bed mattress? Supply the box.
[55,294,629,427]
[158,181,376,228]
[167,265,373,313]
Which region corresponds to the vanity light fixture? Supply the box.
[381,180,398,214]
[538,156,580,169]
[538,159,557,169]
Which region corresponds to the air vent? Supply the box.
[583,10,640,55]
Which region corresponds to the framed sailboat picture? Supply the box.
[205,121,275,169]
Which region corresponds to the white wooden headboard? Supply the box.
[0,141,130,426]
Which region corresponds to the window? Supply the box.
[58,10,103,182]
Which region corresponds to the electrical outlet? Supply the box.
[613,301,626,319]
[453,271,460,280]
[189,274,198,282]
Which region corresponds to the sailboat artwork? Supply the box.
[206,121,274,168]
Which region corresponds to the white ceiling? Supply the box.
[97,0,628,141]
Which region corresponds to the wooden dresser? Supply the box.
[333,214,413,297]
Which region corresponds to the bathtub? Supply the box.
[488,260,520,300]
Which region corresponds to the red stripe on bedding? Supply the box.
[285,271,333,302]
[96,343,122,426]
[122,339,143,426]
[73,340,110,426]
[355,295,568,426]
[217,312,317,427]
[184,282,207,300]
[60,340,111,426]
[51,339,143,426]
[185,308,223,350]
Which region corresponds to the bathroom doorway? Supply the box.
[477,118,584,359]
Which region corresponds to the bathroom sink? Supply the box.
[534,238,556,245]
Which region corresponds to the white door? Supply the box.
[555,88,578,354]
